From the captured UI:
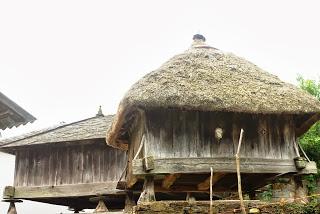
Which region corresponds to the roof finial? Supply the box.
[96,106,104,117]
[191,34,211,49]
[193,34,206,42]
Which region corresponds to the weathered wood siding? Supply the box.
[144,109,297,160]
[14,141,126,187]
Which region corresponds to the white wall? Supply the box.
[0,152,65,214]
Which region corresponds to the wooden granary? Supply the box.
[1,112,127,212]
[106,35,320,201]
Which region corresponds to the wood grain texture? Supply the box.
[143,109,297,161]
[14,141,127,188]
[132,157,298,175]
[4,182,125,199]
[198,173,226,191]
[162,174,181,189]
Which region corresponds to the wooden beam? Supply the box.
[115,139,129,150]
[126,176,138,188]
[3,182,125,199]
[132,157,298,175]
[296,113,320,137]
[197,173,226,191]
[162,174,181,189]
[154,185,234,193]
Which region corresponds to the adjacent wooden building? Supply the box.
[106,35,320,201]
[0,91,36,213]
[1,112,127,212]
[0,91,35,130]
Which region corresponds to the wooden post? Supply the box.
[138,176,156,203]
[124,191,136,213]
[90,196,108,214]
[7,202,17,214]
[93,200,108,213]
[3,199,22,214]
[186,192,196,202]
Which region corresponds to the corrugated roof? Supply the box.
[0,92,36,130]
[0,115,113,149]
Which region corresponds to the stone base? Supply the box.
[132,200,318,214]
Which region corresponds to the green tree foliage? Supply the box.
[297,76,320,201]
[297,76,320,168]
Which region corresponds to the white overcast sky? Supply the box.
[0,0,320,213]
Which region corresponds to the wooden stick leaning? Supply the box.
[210,167,213,214]
[298,142,311,162]
[236,129,246,214]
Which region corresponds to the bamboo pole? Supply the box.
[210,167,213,214]
[236,129,246,214]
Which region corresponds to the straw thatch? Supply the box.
[106,35,320,149]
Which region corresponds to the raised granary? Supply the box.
[1,111,127,212]
[106,35,320,202]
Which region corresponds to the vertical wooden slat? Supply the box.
[38,147,45,186]
[186,110,199,158]
[55,147,62,185]
[108,147,115,181]
[48,147,54,186]
[27,149,35,186]
[67,146,73,184]
[59,146,68,185]
[159,109,173,158]
[100,145,106,182]
[23,149,29,186]
[273,116,282,159]
[232,114,240,157]
[83,146,90,183]
[216,113,233,158]
[198,111,205,157]
[103,145,110,181]
[267,116,277,159]
[92,144,100,183]
[14,151,21,186]
[282,115,296,159]
[258,116,269,158]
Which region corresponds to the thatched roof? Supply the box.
[0,92,36,130]
[0,114,113,151]
[106,35,320,149]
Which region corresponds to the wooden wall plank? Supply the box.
[186,111,199,158]
[145,109,297,164]
[13,141,126,188]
